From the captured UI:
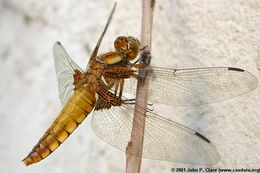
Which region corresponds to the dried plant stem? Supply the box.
[125,0,154,173]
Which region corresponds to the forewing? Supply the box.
[91,104,219,164]
[89,3,116,60]
[53,42,83,105]
[124,66,258,105]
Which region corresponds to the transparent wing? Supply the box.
[89,3,116,61]
[92,103,219,164]
[53,42,83,105]
[124,66,258,105]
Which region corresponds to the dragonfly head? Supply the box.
[114,36,140,61]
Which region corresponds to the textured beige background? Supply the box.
[0,0,260,173]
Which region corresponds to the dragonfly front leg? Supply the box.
[106,78,124,99]
[138,45,152,65]
[130,47,152,81]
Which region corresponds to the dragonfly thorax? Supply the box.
[83,62,102,89]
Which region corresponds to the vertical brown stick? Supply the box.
[125,0,155,173]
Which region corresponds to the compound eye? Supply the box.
[114,39,120,47]
[114,39,123,51]
[115,36,129,52]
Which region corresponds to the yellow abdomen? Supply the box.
[23,87,96,166]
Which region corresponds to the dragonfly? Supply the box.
[23,3,258,166]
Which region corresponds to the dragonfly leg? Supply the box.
[146,106,154,112]
[129,49,152,82]
[140,46,151,65]
[118,79,125,98]
[131,46,151,67]
[139,45,148,51]
[132,59,139,65]
[130,59,142,65]
[147,102,153,106]
[114,80,119,96]
[95,83,124,110]
[123,99,154,112]
[123,98,136,104]
[107,78,123,98]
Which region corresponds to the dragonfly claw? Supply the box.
[140,46,151,65]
